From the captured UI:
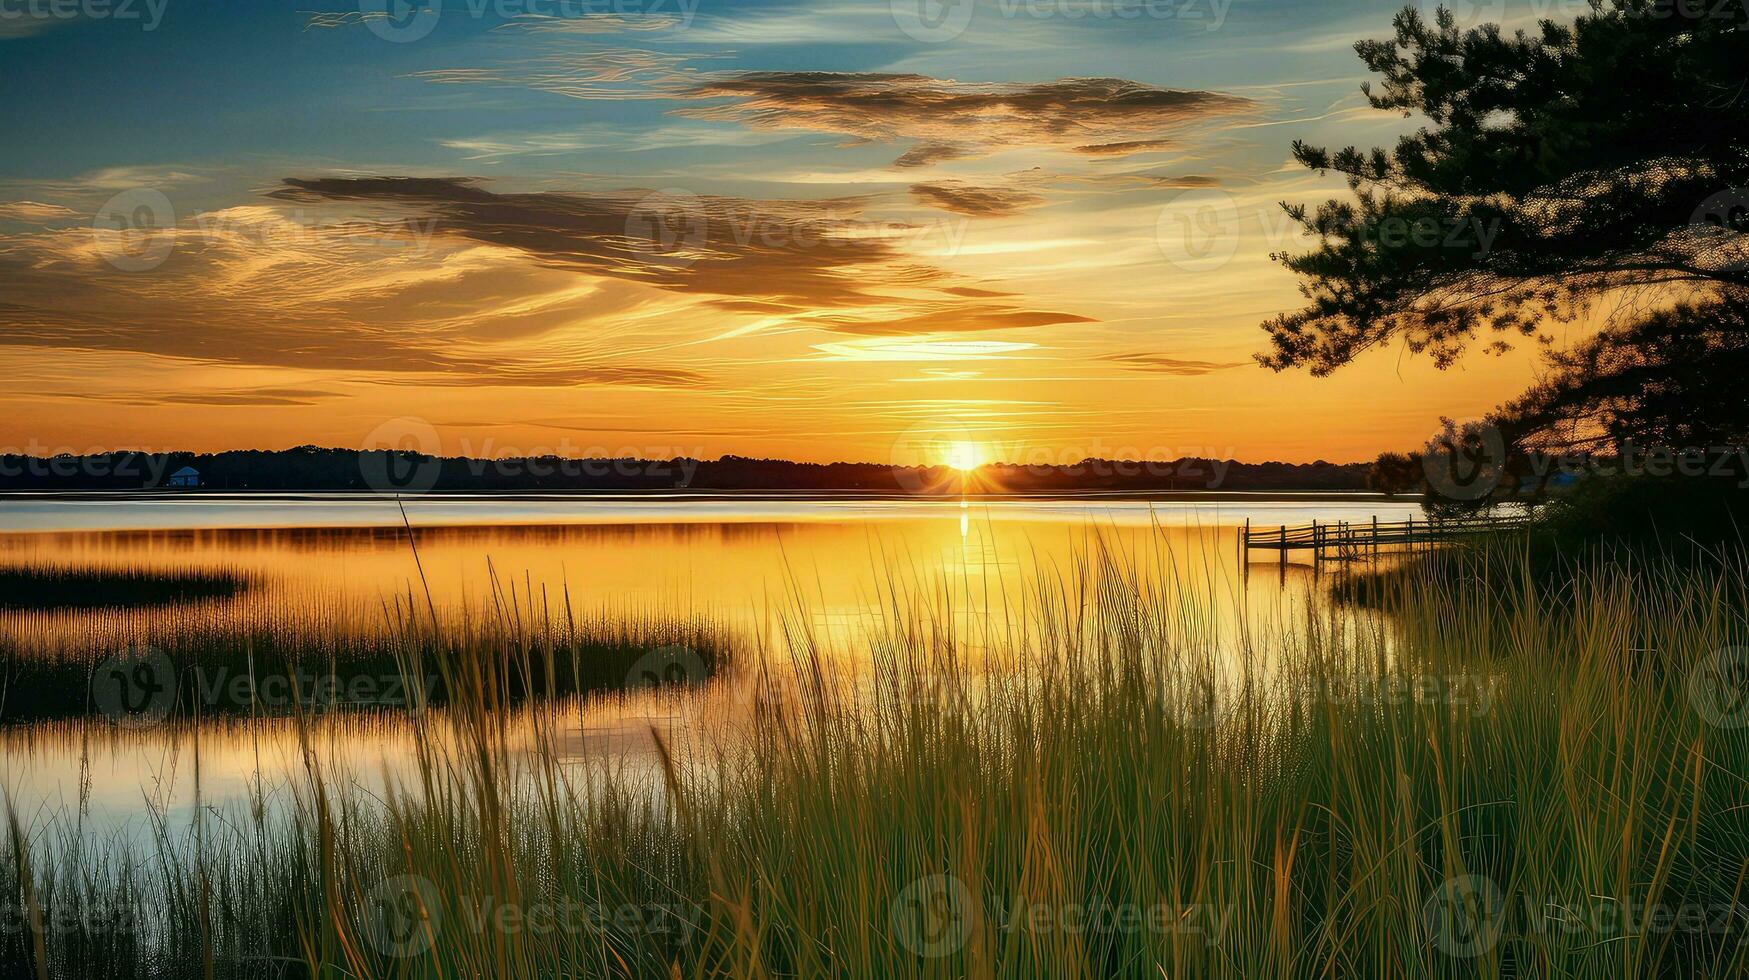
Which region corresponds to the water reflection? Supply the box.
[0,494,1415,835]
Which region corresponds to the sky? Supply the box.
[0,0,1581,467]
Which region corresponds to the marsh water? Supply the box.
[0,492,1417,836]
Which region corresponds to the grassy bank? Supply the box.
[0,569,735,724]
[0,565,250,610]
[5,541,1749,978]
[1338,475,1749,606]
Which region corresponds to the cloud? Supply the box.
[0,171,1099,388]
[272,175,1094,336]
[677,73,1255,167]
[306,8,685,34]
[271,176,902,309]
[125,387,342,408]
[0,198,713,387]
[1072,139,1175,156]
[812,339,1038,361]
[413,63,1255,167]
[0,201,79,223]
[1141,173,1222,188]
[492,11,688,33]
[409,48,707,101]
[894,143,976,169]
[910,182,1044,218]
[811,307,1095,337]
[1100,352,1249,375]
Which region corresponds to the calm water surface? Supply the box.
[0,492,1415,836]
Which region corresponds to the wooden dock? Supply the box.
[1240,513,1533,568]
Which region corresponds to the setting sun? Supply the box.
[944,441,987,472]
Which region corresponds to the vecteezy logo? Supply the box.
[359,0,441,43]
[1690,188,1749,273]
[888,418,980,495]
[1155,189,1241,272]
[359,417,443,494]
[891,874,976,957]
[1688,647,1749,729]
[1422,421,1507,502]
[362,874,441,958]
[625,645,709,690]
[624,189,708,268]
[93,188,177,272]
[890,0,974,42]
[1422,874,1504,958]
[90,644,176,728]
[1163,671,1228,729]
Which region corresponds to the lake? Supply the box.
[0,492,1415,836]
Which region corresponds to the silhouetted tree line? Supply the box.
[0,447,1370,493]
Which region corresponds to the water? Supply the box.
[0,492,1416,835]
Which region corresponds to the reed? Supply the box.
[0,572,734,724]
[0,565,250,611]
[4,535,1748,978]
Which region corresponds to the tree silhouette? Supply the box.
[1260,1,1749,452]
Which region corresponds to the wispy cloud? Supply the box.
[812,338,1039,361]
[910,181,1044,218]
[0,196,712,387]
[678,73,1256,167]
[410,60,1255,167]
[272,175,1095,336]
[1100,352,1249,375]
[0,201,79,223]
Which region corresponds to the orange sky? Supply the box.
[0,2,1573,467]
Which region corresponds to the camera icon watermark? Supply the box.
[624,645,709,690]
[1423,873,1505,958]
[624,188,708,269]
[891,873,977,957]
[359,0,442,42]
[92,188,177,273]
[888,418,984,495]
[362,874,442,957]
[1162,672,1228,729]
[360,416,444,494]
[890,0,975,41]
[90,643,176,728]
[1688,647,1749,729]
[1422,421,1507,502]
[1155,189,1241,272]
[1690,188,1749,274]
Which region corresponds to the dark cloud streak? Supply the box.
[910,182,1045,218]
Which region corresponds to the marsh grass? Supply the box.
[5,536,1749,978]
[0,571,734,724]
[0,566,250,611]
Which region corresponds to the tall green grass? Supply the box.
[0,571,734,723]
[5,537,1748,978]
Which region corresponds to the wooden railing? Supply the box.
[1241,512,1534,564]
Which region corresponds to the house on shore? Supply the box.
[167,466,201,488]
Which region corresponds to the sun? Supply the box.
[943,440,987,472]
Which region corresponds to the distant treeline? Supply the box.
[0,447,1371,493]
